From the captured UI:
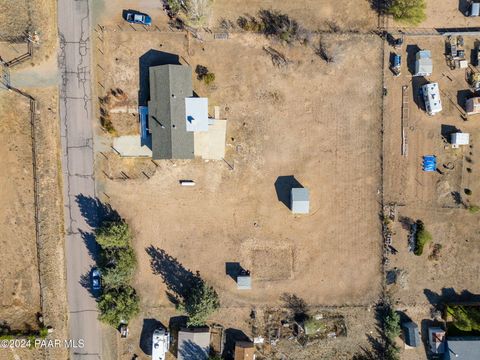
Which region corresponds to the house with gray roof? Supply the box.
[148,65,195,159]
[177,327,211,360]
[444,337,480,360]
[146,64,226,160]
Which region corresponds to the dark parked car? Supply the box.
[125,11,152,25]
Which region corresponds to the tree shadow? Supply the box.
[75,194,120,229]
[368,0,392,15]
[79,229,101,263]
[178,339,209,360]
[274,175,303,209]
[139,318,167,355]
[406,44,421,76]
[280,293,309,322]
[146,246,203,306]
[138,49,181,107]
[222,328,250,360]
[424,288,480,307]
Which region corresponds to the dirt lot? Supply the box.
[0,0,68,359]
[93,0,378,31]
[383,35,480,359]
[91,2,385,356]
[0,91,40,329]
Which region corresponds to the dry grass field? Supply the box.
[383,35,480,359]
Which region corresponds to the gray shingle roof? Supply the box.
[148,65,194,159]
[444,337,480,360]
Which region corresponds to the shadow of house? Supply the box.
[225,262,246,282]
[406,44,421,76]
[138,49,180,107]
[457,89,475,112]
[274,176,303,209]
[146,246,203,305]
[459,0,470,15]
[222,328,250,360]
[411,76,429,110]
[139,318,166,355]
[441,124,461,143]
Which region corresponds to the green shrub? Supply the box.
[96,221,131,249]
[38,327,49,338]
[384,308,401,340]
[203,72,215,85]
[388,0,426,26]
[167,0,181,15]
[414,220,432,256]
[180,280,220,327]
[98,286,140,327]
[447,305,480,332]
[468,205,480,214]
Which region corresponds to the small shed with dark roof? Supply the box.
[403,322,420,347]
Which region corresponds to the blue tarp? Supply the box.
[423,155,437,172]
[139,106,149,142]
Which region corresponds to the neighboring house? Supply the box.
[234,341,256,360]
[428,327,446,355]
[451,132,470,148]
[466,97,480,115]
[444,337,480,360]
[402,322,420,347]
[177,327,211,360]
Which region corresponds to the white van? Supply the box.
[421,83,442,116]
[152,328,170,360]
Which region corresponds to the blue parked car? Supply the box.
[125,11,152,26]
[91,268,102,291]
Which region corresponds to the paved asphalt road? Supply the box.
[58,0,102,358]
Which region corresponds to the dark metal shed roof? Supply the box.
[403,322,420,347]
[148,65,194,159]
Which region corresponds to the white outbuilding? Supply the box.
[291,188,310,214]
[466,97,480,115]
[451,132,470,148]
[415,50,433,77]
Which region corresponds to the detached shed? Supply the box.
[451,132,470,148]
[291,188,310,214]
[415,50,433,77]
[237,271,251,290]
[466,97,480,115]
[403,322,420,347]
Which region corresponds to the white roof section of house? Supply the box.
[177,328,210,360]
[415,50,433,76]
[291,188,310,214]
[185,97,209,132]
[451,132,470,145]
[422,83,442,115]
